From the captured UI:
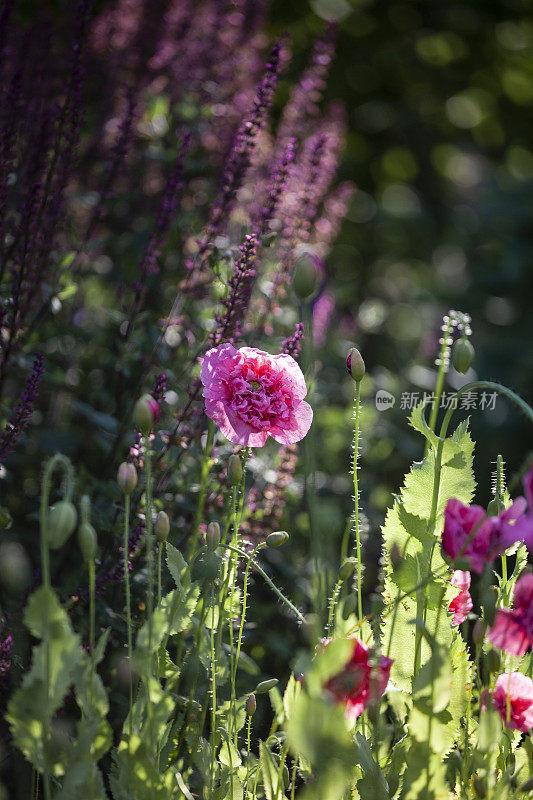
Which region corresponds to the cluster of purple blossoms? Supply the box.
[0,354,45,462]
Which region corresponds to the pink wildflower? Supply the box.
[323,638,392,721]
[200,343,313,447]
[488,573,533,656]
[448,570,473,625]
[492,672,533,733]
[442,497,529,574]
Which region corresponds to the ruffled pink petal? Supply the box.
[493,672,533,732]
[513,573,533,613]
[499,497,527,523]
[270,400,313,445]
[205,398,269,447]
[200,343,238,387]
[451,570,471,591]
[488,609,530,656]
[270,353,308,400]
[449,590,473,626]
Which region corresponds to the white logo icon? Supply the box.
[375,390,396,411]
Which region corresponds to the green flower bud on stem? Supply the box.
[346,348,365,382]
[133,394,159,433]
[206,521,220,550]
[342,594,358,620]
[155,511,170,543]
[78,522,97,562]
[266,531,289,548]
[487,498,505,517]
[246,693,256,716]
[227,454,243,486]
[451,337,474,374]
[117,462,138,495]
[339,557,357,581]
[292,251,320,300]
[47,501,78,550]
[254,678,278,694]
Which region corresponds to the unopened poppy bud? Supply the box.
[227,455,242,486]
[292,252,320,300]
[339,557,357,581]
[487,498,505,517]
[246,693,256,716]
[133,394,159,433]
[47,501,78,550]
[266,531,289,548]
[390,542,402,570]
[473,619,486,646]
[346,348,365,382]
[254,678,278,694]
[117,462,138,495]
[451,338,474,374]
[155,511,170,543]
[206,521,220,551]
[78,522,97,562]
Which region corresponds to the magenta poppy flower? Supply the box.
[492,672,533,732]
[441,497,529,574]
[200,343,313,447]
[488,573,533,656]
[448,570,473,625]
[323,638,392,721]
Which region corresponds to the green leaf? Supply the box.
[354,734,390,800]
[166,543,190,593]
[259,742,283,800]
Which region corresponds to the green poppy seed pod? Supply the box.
[339,557,357,582]
[472,619,486,647]
[227,454,243,486]
[78,521,97,562]
[451,338,474,374]
[117,462,138,495]
[266,531,289,548]
[206,521,220,551]
[346,348,365,382]
[487,498,505,517]
[47,501,78,550]
[133,394,159,433]
[342,593,358,620]
[254,678,278,694]
[292,252,320,300]
[246,693,256,716]
[155,511,170,543]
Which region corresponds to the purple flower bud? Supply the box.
[346,348,365,382]
[133,394,160,433]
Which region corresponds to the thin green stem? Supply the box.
[123,494,133,734]
[327,579,342,638]
[89,559,95,655]
[157,541,162,606]
[425,316,453,453]
[245,715,252,799]
[353,381,363,627]
[209,586,218,793]
[191,420,215,558]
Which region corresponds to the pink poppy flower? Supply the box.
[488,573,533,656]
[323,638,393,721]
[200,343,313,447]
[448,570,473,625]
[442,497,529,574]
[492,672,533,733]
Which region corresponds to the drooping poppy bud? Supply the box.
[266,531,289,548]
[117,462,138,495]
[451,338,474,374]
[487,498,505,517]
[346,348,365,382]
[47,501,78,550]
[155,511,170,543]
[254,678,278,694]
